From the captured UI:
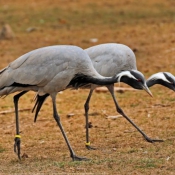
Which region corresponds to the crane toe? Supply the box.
[14,137,21,160]
[144,136,164,143]
[72,155,89,161]
[86,145,97,150]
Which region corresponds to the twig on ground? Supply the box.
[95,87,137,93]
[0,108,31,115]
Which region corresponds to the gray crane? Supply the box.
[0,45,152,160]
[32,43,168,150]
[83,45,175,149]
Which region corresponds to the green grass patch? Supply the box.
[0,146,6,153]
[1,2,175,32]
[136,158,162,169]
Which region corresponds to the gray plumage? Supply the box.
[86,43,137,77]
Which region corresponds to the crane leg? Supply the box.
[84,88,96,150]
[13,91,28,160]
[51,95,88,161]
[107,85,163,143]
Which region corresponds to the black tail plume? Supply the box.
[32,94,49,122]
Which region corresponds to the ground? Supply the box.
[0,0,175,174]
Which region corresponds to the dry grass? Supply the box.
[0,0,175,174]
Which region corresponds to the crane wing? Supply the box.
[85,43,137,77]
[0,45,101,93]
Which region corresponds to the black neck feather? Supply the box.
[147,79,175,91]
[67,73,115,89]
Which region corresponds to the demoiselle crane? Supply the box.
[0,45,152,160]
[32,44,166,150]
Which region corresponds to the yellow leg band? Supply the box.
[15,135,21,138]
[85,142,90,146]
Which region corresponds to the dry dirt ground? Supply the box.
[0,0,175,174]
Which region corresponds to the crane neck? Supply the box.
[146,79,156,87]
[67,73,117,89]
[146,78,175,91]
[90,76,117,86]
[146,78,167,87]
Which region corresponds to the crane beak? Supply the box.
[141,84,153,97]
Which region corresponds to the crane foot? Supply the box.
[86,145,97,150]
[145,136,164,143]
[14,137,21,160]
[72,154,89,161]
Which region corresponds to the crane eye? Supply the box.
[137,79,142,82]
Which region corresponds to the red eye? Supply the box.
[137,79,141,82]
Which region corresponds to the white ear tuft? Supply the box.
[148,72,171,84]
[116,71,137,83]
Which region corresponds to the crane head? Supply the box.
[116,70,153,97]
[146,72,175,91]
